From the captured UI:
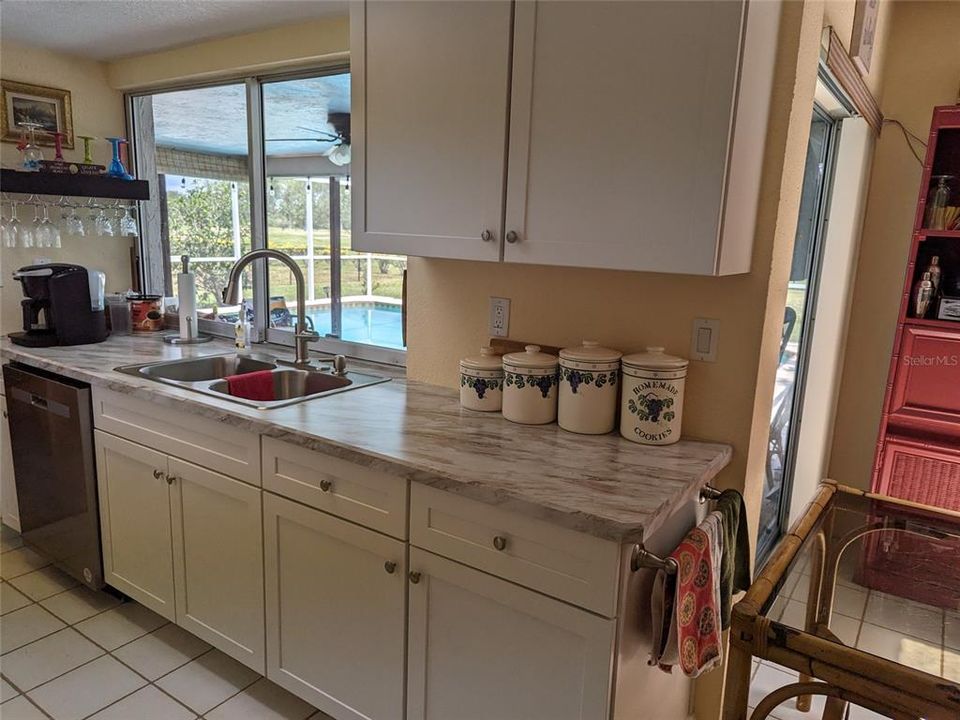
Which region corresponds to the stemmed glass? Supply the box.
[0,204,15,248]
[5,200,23,247]
[19,198,43,248]
[120,204,139,238]
[19,123,45,171]
[61,202,85,239]
[94,205,114,237]
[37,204,61,248]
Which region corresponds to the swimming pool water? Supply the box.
[304,304,404,349]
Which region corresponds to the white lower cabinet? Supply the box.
[406,548,616,720]
[96,431,176,620]
[95,431,265,672]
[170,457,264,671]
[263,492,406,720]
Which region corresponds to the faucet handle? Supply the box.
[295,330,320,343]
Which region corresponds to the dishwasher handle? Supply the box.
[10,386,71,418]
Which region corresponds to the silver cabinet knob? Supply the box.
[319,479,333,493]
[481,229,493,242]
[166,475,176,485]
[409,571,422,584]
[493,536,507,552]
[152,469,164,480]
[505,231,519,244]
[384,561,397,574]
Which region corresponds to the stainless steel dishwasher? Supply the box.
[3,363,103,589]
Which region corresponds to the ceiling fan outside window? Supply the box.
[265,112,351,166]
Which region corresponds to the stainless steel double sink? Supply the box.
[115,353,389,409]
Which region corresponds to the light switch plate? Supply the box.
[489,297,510,337]
[691,318,719,362]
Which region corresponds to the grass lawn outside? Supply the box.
[172,226,404,306]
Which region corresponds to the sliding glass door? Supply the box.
[129,67,405,362]
[756,106,838,561]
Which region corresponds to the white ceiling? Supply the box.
[0,0,348,62]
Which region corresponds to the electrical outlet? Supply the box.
[691,318,719,362]
[489,297,511,337]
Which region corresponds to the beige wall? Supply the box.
[830,0,960,490]
[0,41,131,334]
[106,16,349,90]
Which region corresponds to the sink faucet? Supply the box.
[222,249,318,367]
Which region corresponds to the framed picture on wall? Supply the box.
[0,80,74,148]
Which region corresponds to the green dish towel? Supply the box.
[717,489,751,629]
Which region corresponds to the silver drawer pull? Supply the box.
[319,479,333,493]
[409,571,422,584]
[493,536,508,552]
[384,561,397,574]
[505,230,519,244]
[481,229,493,242]
[152,469,164,480]
[166,475,177,485]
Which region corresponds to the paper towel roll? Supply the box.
[178,273,197,340]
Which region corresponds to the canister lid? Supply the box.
[621,346,688,371]
[503,344,559,370]
[559,340,622,363]
[460,346,503,371]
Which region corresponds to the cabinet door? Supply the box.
[407,548,615,720]
[504,0,749,273]
[95,431,175,620]
[1,395,19,531]
[169,458,265,673]
[889,327,960,440]
[264,493,406,720]
[351,0,512,260]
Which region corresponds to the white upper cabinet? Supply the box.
[351,0,513,261]
[352,0,779,275]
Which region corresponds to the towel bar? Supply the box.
[699,484,723,502]
[629,484,723,573]
[630,545,678,574]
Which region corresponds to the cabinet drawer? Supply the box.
[92,388,260,486]
[410,484,620,617]
[262,437,408,539]
[877,438,960,511]
[889,327,960,439]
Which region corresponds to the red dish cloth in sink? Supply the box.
[226,370,275,401]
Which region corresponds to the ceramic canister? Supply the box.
[558,340,622,434]
[502,345,559,425]
[459,346,504,412]
[620,347,688,446]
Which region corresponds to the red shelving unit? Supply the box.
[861,106,960,608]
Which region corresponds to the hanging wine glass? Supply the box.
[0,203,14,249]
[120,204,139,238]
[20,195,43,248]
[94,205,114,237]
[6,200,23,248]
[62,202,85,239]
[38,203,61,248]
[19,123,45,172]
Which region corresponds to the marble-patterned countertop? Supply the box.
[1,335,732,542]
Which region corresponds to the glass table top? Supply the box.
[762,488,960,680]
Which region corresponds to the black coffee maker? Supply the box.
[10,264,108,347]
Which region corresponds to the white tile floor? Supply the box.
[1,526,330,720]
[748,553,959,719]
